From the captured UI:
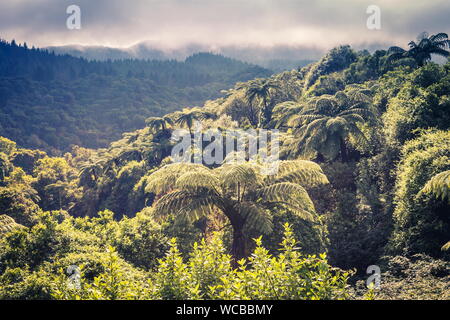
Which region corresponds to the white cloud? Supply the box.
[0,0,449,54]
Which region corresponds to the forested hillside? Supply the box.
[0,40,272,153]
[0,33,449,300]
[46,43,316,73]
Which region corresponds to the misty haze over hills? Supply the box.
[46,42,320,72]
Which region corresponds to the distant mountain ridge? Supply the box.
[0,40,272,153]
[46,42,318,72]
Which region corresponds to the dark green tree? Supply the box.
[286,91,374,161]
[146,160,328,262]
[388,32,450,67]
[245,80,280,128]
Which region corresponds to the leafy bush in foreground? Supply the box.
[52,224,352,300]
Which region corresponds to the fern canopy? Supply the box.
[145,159,328,260]
[285,90,374,161]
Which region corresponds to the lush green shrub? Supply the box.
[51,224,352,300]
[383,63,450,147]
[354,254,450,300]
[52,247,149,300]
[113,211,168,270]
[389,130,450,257]
[0,267,55,300]
[304,46,357,89]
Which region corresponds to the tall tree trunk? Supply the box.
[231,224,248,267]
[340,137,348,162]
[257,107,264,129]
[262,97,273,128]
[258,98,270,128]
[226,209,250,267]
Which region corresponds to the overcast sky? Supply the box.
[1,0,449,55]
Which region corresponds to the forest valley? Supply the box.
[0,32,449,300]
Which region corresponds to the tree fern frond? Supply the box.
[153,189,218,219]
[388,46,407,54]
[267,160,329,187]
[218,163,261,189]
[429,33,448,42]
[325,117,348,133]
[177,196,218,223]
[288,114,323,127]
[347,122,369,146]
[428,47,450,58]
[176,170,220,193]
[238,202,272,234]
[339,108,373,119]
[145,163,206,194]
[346,90,371,104]
[254,182,315,213]
[0,215,24,234]
[299,118,330,139]
[421,170,450,202]
[341,113,365,124]
[435,39,450,49]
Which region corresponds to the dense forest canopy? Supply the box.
[0,39,272,153]
[0,33,449,300]
[46,43,316,73]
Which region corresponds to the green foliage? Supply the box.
[0,167,40,226]
[307,73,345,96]
[389,130,450,257]
[2,38,450,301]
[387,32,450,67]
[11,148,46,175]
[0,267,55,300]
[245,79,280,127]
[112,211,168,270]
[285,88,375,161]
[383,63,450,146]
[261,207,327,257]
[0,208,168,299]
[156,225,351,300]
[304,45,357,89]
[312,160,392,270]
[51,224,351,300]
[52,247,148,300]
[0,136,16,155]
[0,40,271,153]
[0,214,23,234]
[33,157,81,211]
[342,50,412,84]
[0,211,61,273]
[421,170,450,203]
[147,160,328,261]
[356,254,450,300]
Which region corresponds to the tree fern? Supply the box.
[285,91,374,161]
[145,159,328,262]
[388,32,450,66]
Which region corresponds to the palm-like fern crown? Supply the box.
[388,32,450,66]
[285,90,374,159]
[145,160,328,234]
[173,108,217,130]
[271,101,305,128]
[245,80,280,105]
[145,116,174,132]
